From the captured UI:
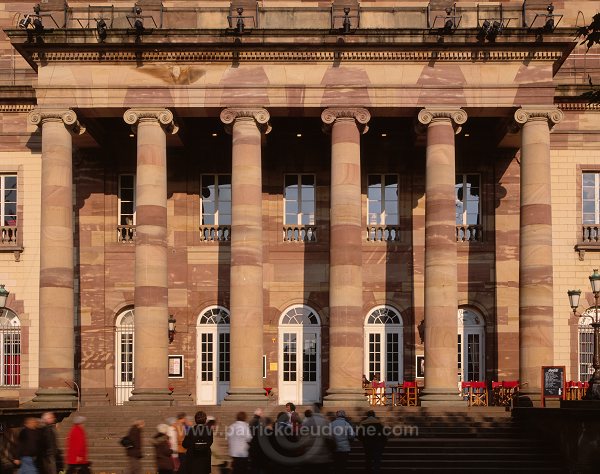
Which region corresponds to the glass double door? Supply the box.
[197,328,230,405]
[279,327,320,405]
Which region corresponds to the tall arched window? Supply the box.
[115,308,134,405]
[364,306,403,384]
[579,311,594,382]
[0,309,20,387]
[458,307,485,382]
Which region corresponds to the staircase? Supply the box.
[54,406,567,473]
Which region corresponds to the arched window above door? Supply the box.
[366,305,403,326]
[280,305,320,326]
[198,306,230,325]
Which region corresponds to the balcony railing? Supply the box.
[456,224,482,242]
[366,225,401,242]
[283,225,317,242]
[0,226,18,246]
[581,225,600,243]
[200,225,231,242]
[117,225,136,243]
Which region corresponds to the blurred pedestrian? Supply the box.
[207,417,228,474]
[66,416,89,474]
[166,417,180,471]
[153,424,175,474]
[176,413,190,468]
[39,412,63,474]
[227,412,251,474]
[16,417,40,473]
[358,410,387,474]
[301,403,332,474]
[0,425,19,473]
[180,411,213,474]
[125,419,144,474]
[329,410,355,474]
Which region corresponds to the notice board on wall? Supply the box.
[541,366,565,407]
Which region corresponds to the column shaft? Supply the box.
[124,109,176,404]
[515,108,561,405]
[221,108,269,404]
[322,108,370,406]
[28,109,83,406]
[418,108,467,406]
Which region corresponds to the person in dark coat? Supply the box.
[125,419,145,474]
[0,426,19,473]
[180,411,213,474]
[39,412,63,474]
[16,417,41,473]
[357,411,388,474]
[153,424,175,474]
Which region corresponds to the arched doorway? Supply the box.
[458,307,485,382]
[196,306,230,405]
[364,306,404,385]
[0,308,20,387]
[114,308,134,405]
[278,305,321,405]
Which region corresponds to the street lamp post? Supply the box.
[0,284,9,308]
[568,269,600,400]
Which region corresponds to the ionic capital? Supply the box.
[123,108,179,135]
[220,108,271,135]
[417,107,468,134]
[513,107,563,129]
[321,107,370,134]
[28,108,86,135]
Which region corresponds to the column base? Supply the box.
[81,389,110,407]
[222,387,268,405]
[516,389,543,407]
[127,388,173,406]
[31,388,78,408]
[419,388,467,407]
[323,388,368,407]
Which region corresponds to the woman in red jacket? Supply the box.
[66,416,89,473]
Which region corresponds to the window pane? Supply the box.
[218,183,231,202]
[285,200,298,216]
[120,188,134,202]
[301,175,314,187]
[583,173,595,186]
[583,188,595,200]
[583,201,596,214]
[583,213,596,224]
[4,176,17,189]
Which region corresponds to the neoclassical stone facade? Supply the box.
[0,1,599,407]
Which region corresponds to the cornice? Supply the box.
[28,49,565,64]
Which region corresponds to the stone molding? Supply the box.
[417,107,468,134]
[220,107,271,134]
[28,108,86,135]
[0,104,35,113]
[321,107,371,134]
[123,108,179,134]
[555,103,600,111]
[28,50,565,64]
[513,106,564,129]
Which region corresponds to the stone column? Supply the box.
[220,108,270,404]
[418,107,467,406]
[513,107,563,405]
[123,108,178,404]
[28,109,85,406]
[321,107,370,406]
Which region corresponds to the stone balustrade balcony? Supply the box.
[199,225,231,242]
[366,225,401,242]
[456,224,482,242]
[117,225,136,243]
[0,226,17,246]
[283,225,317,242]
